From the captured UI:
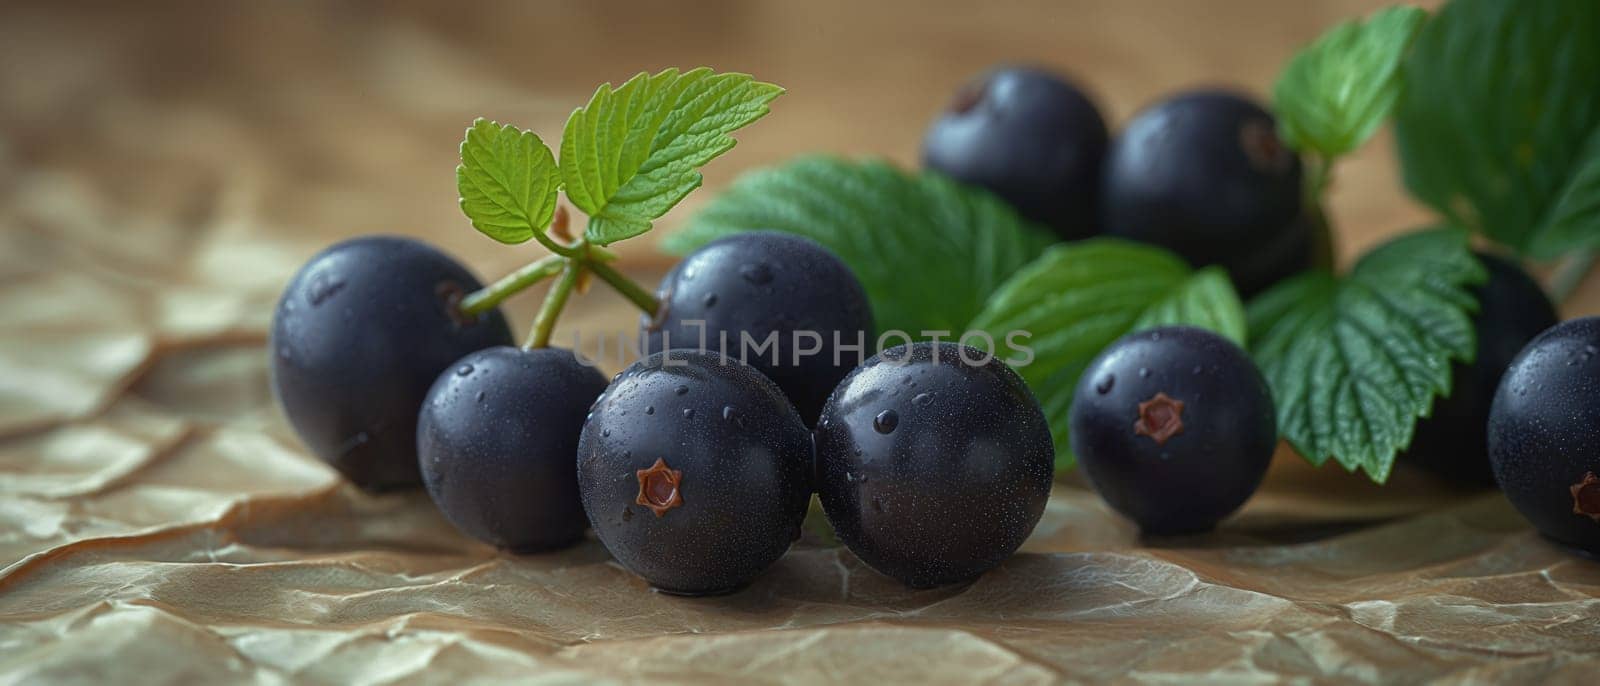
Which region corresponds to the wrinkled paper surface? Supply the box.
[3,2,1600,683]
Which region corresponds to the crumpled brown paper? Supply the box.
[4,2,1600,682]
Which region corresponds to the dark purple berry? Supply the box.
[270,236,512,490]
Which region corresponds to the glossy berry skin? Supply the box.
[270,236,512,491]
[814,342,1054,589]
[1101,90,1306,297]
[1069,326,1276,535]
[921,65,1108,239]
[417,346,606,552]
[577,350,812,595]
[1489,317,1600,558]
[1402,254,1557,488]
[644,232,873,426]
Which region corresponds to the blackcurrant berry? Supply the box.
[577,349,812,595]
[921,65,1108,240]
[417,346,606,552]
[1101,90,1307,297]
[1402,254,1557,488]
[1069,326,1276,535]
[270,236,512,490]
[644,232,873,426]
[814,342,1054,588]
[1489,317,1600,558]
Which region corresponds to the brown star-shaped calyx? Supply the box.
[1134,392,1185,446]
[1571,472,1600,522]
[636,458,684,517]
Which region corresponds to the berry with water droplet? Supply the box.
[270,236,512,491]
[814,341,1054,588]
[644,232,873,425]
[1489,316,1600,557]
[1070,326,1275,535]
[577,350,811,595]
[417,346,604,552]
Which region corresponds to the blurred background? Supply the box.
[2,0,1441,278]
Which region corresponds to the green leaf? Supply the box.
[1395,0,1600,258]
[1274,5,1426,157]
[560,68,783,246]
[1530,126,1600,258]
[1247,228,1486,483]
[664,156,1057,335]
[456,118,560,244]
[968,240,1248,470]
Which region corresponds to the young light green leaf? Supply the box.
[1395,0,1600,258]
[1247,228,1486,483]
[456,118,560,244]
[969,240,1247,470]
[1273,5,1425,158]
[665,156,1057,335]
[560,68,783,246]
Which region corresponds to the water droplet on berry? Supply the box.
[601,428,611,437]
[675,385,689,396]
[739,263,774,285]
[645,405,655,415]
[1095,375,1115,394]
[873,410,899,434]
[1138,367,1150,378]
[307,274,346,306]
[475,391,486,403]
[912,392,933,407]
[702,293,718,308]
[682,408,695,419]
[456,364,474,376]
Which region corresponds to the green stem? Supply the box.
[529,227,581,258]
[526,263,583,350]
[459,254,567,317]
[1306,199,1337,273]
[1550,249,1597,304]
[588,259,661,316]
[1306,154,1335,202]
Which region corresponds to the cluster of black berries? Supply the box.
[925,65,1594,555]
[271,232,1055,594]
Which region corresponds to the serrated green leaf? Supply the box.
[1395,0,1600,258]
[968,240,1247,470]
[1274,5,1426,157]
[560,68,783,246]
[1247,228,1486,483]
[665,156,1057,334]
[456,118,560,244]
